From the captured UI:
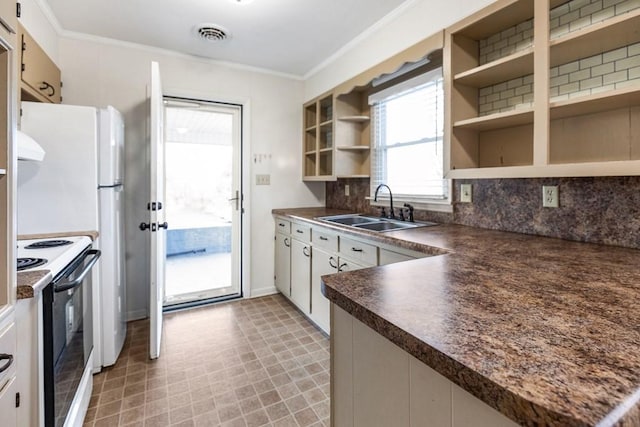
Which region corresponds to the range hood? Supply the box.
[17,129,46,161]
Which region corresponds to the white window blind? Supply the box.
[369,68,448,202]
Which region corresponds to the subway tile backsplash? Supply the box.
[326,177,640,250]
[477,0,640,117]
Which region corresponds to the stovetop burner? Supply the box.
[17,257,48,271]
[24,239,73,249]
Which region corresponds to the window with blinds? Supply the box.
[369,67,449,204]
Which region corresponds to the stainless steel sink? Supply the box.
[317,214,436,232]
[353,221,419,232]
[322,215,383,226]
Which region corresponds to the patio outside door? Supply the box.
[163,97,243,307]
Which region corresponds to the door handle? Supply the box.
[338,263,348,272]
[302,246,310,257]
[139,222,150,231]
[284,238,290,248]
[228,190,240,211]
[158,222,169,230]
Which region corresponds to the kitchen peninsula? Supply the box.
[274,208,640,426]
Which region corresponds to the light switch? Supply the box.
[256,174,270,185]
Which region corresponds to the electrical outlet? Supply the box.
[460,184,472,203]
[345,184,350,196]
[542,185,558,208]
[256,174,270,185]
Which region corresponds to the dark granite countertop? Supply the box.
[17,270,52,299]
[273,207,640,426]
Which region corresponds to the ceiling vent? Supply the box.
[196,24,230,42]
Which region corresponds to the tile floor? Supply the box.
[84,294,330,427]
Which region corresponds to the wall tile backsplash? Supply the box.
[326,177,640,250]
[477,0,640,117]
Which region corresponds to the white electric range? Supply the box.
[17,235,99,427]
[17,236,93,276]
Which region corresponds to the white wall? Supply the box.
[304,0,494,101]
[57,38,324,319]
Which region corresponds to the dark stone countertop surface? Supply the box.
[17,270,52,299]
[273,207,640,426]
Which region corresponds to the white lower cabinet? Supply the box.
[274,233,291,297]
[331,304,518,427]
[274,216,428,336]
[0,376,17,426]
[0,314,16,427]
[310,247,338,333]
[290,237,311,314]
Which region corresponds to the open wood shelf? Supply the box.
[338,115,370,123]
[449,159,640,178]
[319,147,333,153]
[305,125,316,132]
[336,146,370,151]
[454,0,534,39]
[319,120,333,127]
[550,8,640,67]
[454,47,533,87]
[454,108,534,131]
[337,174,370,179]
[550,85,640,119]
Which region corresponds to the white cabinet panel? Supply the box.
[332,304,353,427]
[0,376,16,426]
[452,384,518,427]
[409,356,452,427]
[353,317,410,427]
[290,238,311,314]
[310,247,337,333]
[275,233,291,296]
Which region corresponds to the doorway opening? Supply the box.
[162,97,243,308]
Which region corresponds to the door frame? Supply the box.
[163,90,252,300]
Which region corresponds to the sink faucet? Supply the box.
[374,184,395,219]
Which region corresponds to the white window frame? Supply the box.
[368,68,452,213]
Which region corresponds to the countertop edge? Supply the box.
[17,270,52,299]
[18,230,100,241]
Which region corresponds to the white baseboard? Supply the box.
[249,286,278,298]
[126,309,147,322]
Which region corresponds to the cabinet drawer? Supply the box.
[0,322,16,389]
[313,228,338,252]
[339,237,377,266]
[275,218,291,234]
[291,223,311,241]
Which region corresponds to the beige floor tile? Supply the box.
[88,295,330,427]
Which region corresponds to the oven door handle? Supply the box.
[54,249,101,293]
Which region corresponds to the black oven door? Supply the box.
[43,248,101,427]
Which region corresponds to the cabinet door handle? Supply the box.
[302,246,310,257]
[338,263,348,272]
[296,229,304,234]
[0,353,13,373]
[329,256,338,269]
[351,247,363,253]
[319,236,328,241]
[39,81,55,97]
[284,238,290,248]
[278,223,285,228]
